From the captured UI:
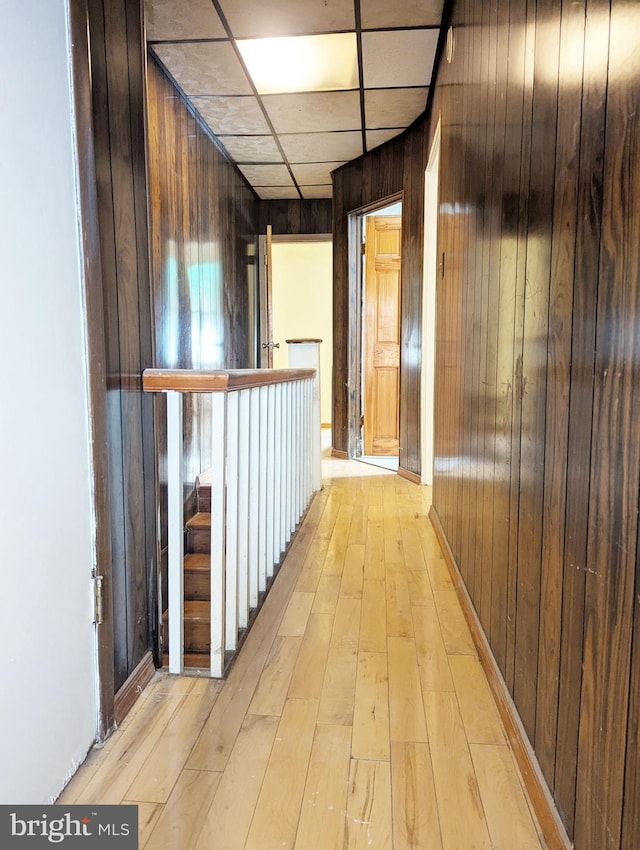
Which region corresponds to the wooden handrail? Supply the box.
[142,367,316,394]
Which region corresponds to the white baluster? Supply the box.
[237,389,250,631]
[210,391,227,677]
[258,385,269,595]
[267,383,277,578]
[166,391,184,675]
[248,386,260,609]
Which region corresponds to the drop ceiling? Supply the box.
[146,0,445,200]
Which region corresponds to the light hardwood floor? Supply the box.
[59,458,546,849]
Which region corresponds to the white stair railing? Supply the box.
[143,365,320,677]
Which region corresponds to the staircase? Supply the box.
[162,480,213,669]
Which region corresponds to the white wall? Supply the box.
[0,1,97,802]
[271,241,333,425]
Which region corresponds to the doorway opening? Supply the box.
[349,195,403,472]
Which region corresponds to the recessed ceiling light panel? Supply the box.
[237,33,358,94]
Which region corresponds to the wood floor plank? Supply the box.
[318,597,361,725]
[288,612,334,700]
[388,637,428,743]
[244,698,319,850]
[193,714,279,850]
[294,724,352,850]
[121,801,163,849]
[248,635,303,716]
[412,605,455,693]
[322,502,353,576]
[144,769,221,850]
[57,676,185,803]
[126,678,222,803]
[408,570,435,606]
[344,759,393,850]
[352,651,390,760]
[384,506,404,564]
[470,743,543,850]
[399,507,428,571]
[423,691,492,849]
[348,500,368,545]
[449,655,506,745]
[279,591,315,636]
[295,537,331,593]
[74,688,191,803]
[340,543,365,598]
[365,504,386,580]
[386,570,414,639]
[311,574,342,614]
[391,740,443,850]
[360,579,387,654]
[186,648,270,771]
[433,589,476,655]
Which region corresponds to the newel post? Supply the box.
[287,338,322,492]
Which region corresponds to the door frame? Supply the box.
[258,231,332,368]
[69,0,116,741]
[347,192,403,459]
[421,116,441,485]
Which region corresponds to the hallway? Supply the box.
[59,459,545,849]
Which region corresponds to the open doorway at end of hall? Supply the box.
[352,197,403,473]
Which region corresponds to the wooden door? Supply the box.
[363,215,402,456]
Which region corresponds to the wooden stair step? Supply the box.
[163,600,210,653]
[186,512,211,554]
[197,483,211,513]
[184,553,211,600]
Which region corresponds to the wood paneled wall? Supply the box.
[260,199,333,235]
[431,1,640,846]
[88,0,158,693]
[146,57,261,596]
[333,0,640,845]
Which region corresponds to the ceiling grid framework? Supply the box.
[146,0,444,200]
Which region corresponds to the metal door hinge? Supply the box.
[93,575,104,625]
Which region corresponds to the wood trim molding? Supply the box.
[331,448,348,459]
[398,466,421,485]
[142,367,316,394]
[429,505,572,850]
[285,338,323,344]
[113,651,156,726]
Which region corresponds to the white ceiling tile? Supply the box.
[191,96,270,135]
[219,135,283,163]
[291,162,345,185]
[238,164,293,186]
[300,185,333,199]
[364,87,428,129]
[218,0,355,38]
[366,128,404,151]
[152,42,252,95]
[256,186,301,199]
[279,131,363,163]
[263,92,361,134]
[145,0,226,39]
[360,0,443,30]
[361,29,439,88]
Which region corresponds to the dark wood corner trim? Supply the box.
[428,505,572,850]
[331,448,348,459]
[398,466,421,485]
[113,651,156,726]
